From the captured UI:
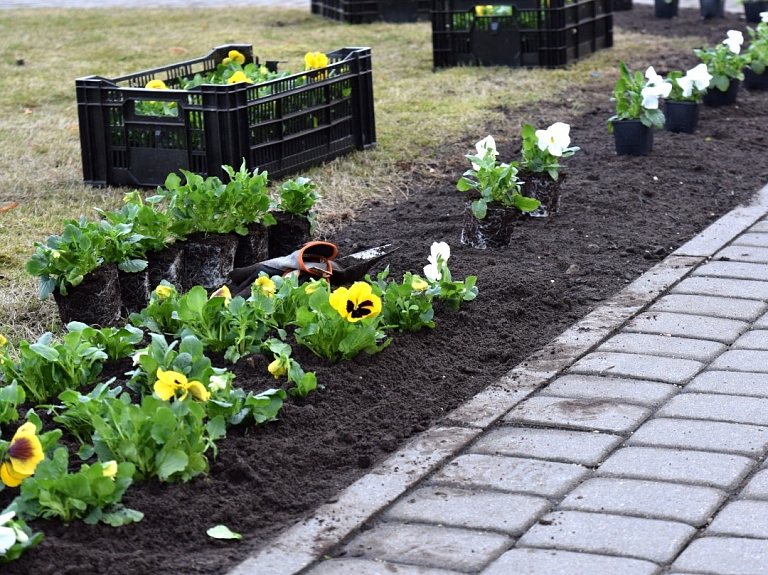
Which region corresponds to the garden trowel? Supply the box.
[229,242,399,297]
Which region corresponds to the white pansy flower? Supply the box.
[209,375,228,393]
[686,63,713,92]
[645,66,665,87]
[424,241,450,282]
[0,511,18,555]
[472,135,498,169]
[723,30,744,54]
[534,122,571,157]
[761,10,768,23]
[640,83,670,110]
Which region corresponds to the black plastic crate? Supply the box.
[77,45,376,188]
[311,0,431,23]
[431,0,613,68]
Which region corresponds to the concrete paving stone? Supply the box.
[740,469,768,499]
[568,351,703,384]
[718,245,768,264]
[430,454,590,498]
[517,510,696,563]
[708,500,768,538]
[596,332,726,362]
[675,206,768,258]
[672,276,768,301]
[732,231,768,248]
[471,427,623,466]
[307,559,462,575]
[692,260,768,282]
[503,396,651,433]
[686,371,768,397]
[732,330,768,350]
[539,374,678,406]
[659,393,768,426]
[341,523,510,573]
[649,294,768,321]
[672,537,768,575]
[709,349,768,372]
[624,312,748,344]
[480,548,661,575]
[596,446,755,490]
[751,220,768,233]
[384,486,551,535]
[559,478,725,527]
[756,312,768,329]
[627,418,768,457]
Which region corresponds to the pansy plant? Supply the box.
[422,242,479,312]
[664,64,713,102]
[694,30,749,91]
[745,13,768,75]
[607,62,670,132]
[519,122,579,181]
[0,509,42,564]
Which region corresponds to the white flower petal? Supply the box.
[475,135,498,158]
[424,263,441,282]
[0,512,15,526]
[0,526,16,555]
[430,241,450,263]
[760,10,768,23]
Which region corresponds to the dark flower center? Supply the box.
[8,437,34,462]
[347,299,373,318]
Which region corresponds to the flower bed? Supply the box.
[77,45,376,188]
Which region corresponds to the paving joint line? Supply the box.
[230,188,768,574]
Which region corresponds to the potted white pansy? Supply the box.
[607,62,670,156]
[744,11,768,90]
[663,63,713,133]
[518,121,580,217]
[741,0,768,23]
[695,30,749,107]
[457,135,540,249]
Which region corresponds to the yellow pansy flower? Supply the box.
[328,282,382,322]
[0,422,44,487]
[155,285,173,299]
[304,51,329,70]
[411,276,429,291]
[210,285,232,306]
[154,368,210,402]
[0,334,6,346]
[102,460,118,480]
[222,50,246,66]
[228,71,253,85]
[267,358,287,379]
[304,280,323,295]
[145,79,169,90]
[255,276,276,298]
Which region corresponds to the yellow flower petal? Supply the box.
[228,71,253,85]
[186,381,210,402]
[328,286,350,319]
[0,334,6,346]
[228,50,246,65]
[153,379,177,401]
[210,285,232,300]
[0,462,24,488]
[154,368,187,401]
[411,277,429,291]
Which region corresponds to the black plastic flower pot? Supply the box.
[460,201,521,250]
[655,0,678,18]
[53,263,122,327]
[702,79,740,107]
[664,101,700,134]
[744,0,768,22]
[700,0,724,18]
[613,0,633,11]
[743,67,768,91]
[612,120,653,156]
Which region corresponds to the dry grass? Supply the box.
[0,6,704,342]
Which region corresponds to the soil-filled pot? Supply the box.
[518,171,564,218]
[744,0,768,22]
[232,223,270,269]
[613,0,633,10]
[182,232,239,291]
[460,201,521,249]
[118,267,151,316]
[664,100,700,134]
[702,79,740,107]
[700,0,724,17]
[53,263,121,326]
[268,212,312,258]
[147,244,185,291]
[743,67,768,91]
[655,0,678,17]
[612,119,653,156]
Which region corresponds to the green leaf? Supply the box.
[156,449,189,481]
[207,525,242,540]
[119,259,148,273]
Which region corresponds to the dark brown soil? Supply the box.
[4,6,768,574]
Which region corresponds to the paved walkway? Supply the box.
[227,183,768,574]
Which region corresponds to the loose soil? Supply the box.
[3,6,768,574]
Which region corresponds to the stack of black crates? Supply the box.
[311,0,431,22]
[431,0,614,68]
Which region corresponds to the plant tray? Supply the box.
[76,45,376,188]
[311,0,431,23]
[431,0,613,68]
